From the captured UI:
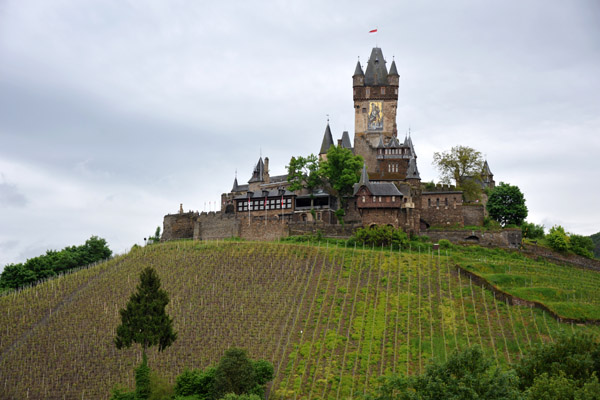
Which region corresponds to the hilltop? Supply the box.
[1,240,599,399]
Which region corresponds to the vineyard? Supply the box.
[1,240,599,399]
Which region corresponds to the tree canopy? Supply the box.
[0,235,112,290]
[432,145,484,186]
[115,267,177,356]
[487,182,528,226]
[286,154,322,193]
[319,145,363,205]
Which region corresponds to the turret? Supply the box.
[388,59,399,86]
[319,123,334,160]
[353,60,364,87]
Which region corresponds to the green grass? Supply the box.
[1,240,599,399]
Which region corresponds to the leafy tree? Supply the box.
[522,222,545,240]
[546,225,570,253]
[320,145,363,209]
[515,332,600,391]
[351,226,409,249]
[174,367,216,399]
[570,234,595,258]
[115,267,177,357]
[148,227,161,244]
[590,232,600,258]
[487,182,528,226]
[286,154,322,193]
[219,394,262,400]
[368,346,520,399]
[213,348,256,398]
[432,145,484,200]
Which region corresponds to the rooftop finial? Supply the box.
[326,114,330,124]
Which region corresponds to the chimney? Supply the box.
[264,157,270,183]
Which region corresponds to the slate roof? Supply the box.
[386,135,402,148]
[353,165,403,196]
[341,131,352,149]
[364,47,389,86]
[406,157,421,179]
[269,174,288,184]
[353,60,364,76]
[482,160,493,176]
[389,60,399,76]
[248,157,264,183]
[232,178,240,192]
[320,123,334,154]
[377,134,385,148]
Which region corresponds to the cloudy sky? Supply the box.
[1,0,599,268]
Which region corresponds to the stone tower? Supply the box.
[353,47,399,175]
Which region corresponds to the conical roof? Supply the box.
[407,157,420,179]
[377,134,385,148]
[320,123,334,154]
[482,160,493,176]
[231,177,239,192]
[341,131,352,149]
[389,60,399,76]
[364,47,389,86]
[353,60,364,76]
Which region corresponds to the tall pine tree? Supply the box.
[115,267,177,357]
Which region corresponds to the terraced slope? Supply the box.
[1,241,598,399]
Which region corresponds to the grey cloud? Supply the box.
[0,180,27,207]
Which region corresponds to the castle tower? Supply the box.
[319,123,334,160]
[353,48,399,175]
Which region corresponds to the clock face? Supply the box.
[367,101,383,131]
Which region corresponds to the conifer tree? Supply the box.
[115,267,177,357]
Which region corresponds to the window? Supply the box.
[373,196,376,202]
[381,87,385,94]
[362,107,366,113]
[392,196,395,202]
[428,198,431,207]
[436,198,440,207]
[366,88,370,97]
[362,196,365,203]
[445,198,448,206]
[379,196,382,202]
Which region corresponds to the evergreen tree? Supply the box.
[115,267,177,357]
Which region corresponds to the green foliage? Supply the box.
[320,145,363,205]
[286,154,322,193]
[437,239,453,249]
[351,225,409,249]
[115,267,177,354]
[135,353,152,399]
[219,394,262,400]
[432,145,484,185]
[590,232,600,258]
[148,227,161,244]
[174,367,216,399]
[546,225,570,253]
[524,372,600,400]
[522,222,545,239]
[213,348,257,398]
[483,216,503,229]
[423,180,436,191]
[369,347,521,400]
[149,371,175,400]
[515,332,600,391]
[110,385,136,400]
[0,235,112,290]
[570,234,595,258]
[487,182,528,226]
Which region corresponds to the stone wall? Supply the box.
[162,212,198,241]
[239,217,288,241]
[195,212,239,240]
[289,222,358,238]
[462,204,485,226]
[424,228,522,249]
[420,192,463,228]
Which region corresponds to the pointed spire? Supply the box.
[407,157,421,179]
[248,156,265,183]
[482,160,493,176]
[232,177,240,192]
[320,123,334,155]
[364,47,389,86]
[377,134,385,148]
[341,131,352,149]
[389,60,399,76]
[353,60,364,76]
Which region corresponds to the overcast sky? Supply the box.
[1,0,599,268]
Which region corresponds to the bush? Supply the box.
[438,239,453,249]
[546,225,570,253]
[522,222,545,239]
[174,367,216,399]
[570,234,595,259]
[352,226,409,249]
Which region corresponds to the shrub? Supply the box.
[521,222,545,239]
[438,239,453,249]
[570,234,595,259]
[352,226,409,249]
[546,225,570,253]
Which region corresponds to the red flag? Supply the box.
[369,29,377,33]
[264,196,267,207]
[281,195,284,208]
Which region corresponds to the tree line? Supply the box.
[0,235,112,291]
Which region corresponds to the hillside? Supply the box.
[1,240,599,400]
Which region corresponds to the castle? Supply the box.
[162,47,520,247]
